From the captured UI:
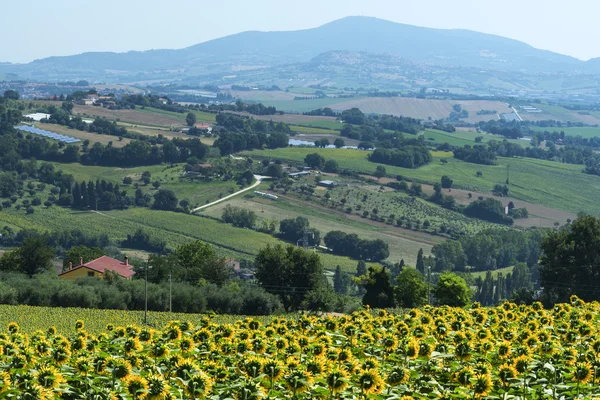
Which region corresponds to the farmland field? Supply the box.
[35,123,132,147]
[260,96,512,123]
[421,129,527,148]
[226,111,342,130]
[54,163,239,207]
[244,147,600,216]
[201,194,437,266]
[2,300,600,399]
[73,105,188,128]
[520,104,600,125]
[0,202,366,272]
[530,125,600,139]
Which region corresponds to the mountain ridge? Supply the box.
[1,16,598,81]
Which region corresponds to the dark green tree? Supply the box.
[175,240,230,285]
[255,244,324,311]
[433,273,472,307]
[333,265,348,294]
[360,266,395,308]
[63,245,105,269]
[441,175,453,189]
[304,153,325,169]
[152,189,178,211]
[395,268,428,308]
[186,112,197,127]
[540,215,600,303]
[416,248,425,275]
[374,165,387,178]
[0,236,54,276]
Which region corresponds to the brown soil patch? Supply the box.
[73,106,184,128]
[36,123,131,148]
[225,111,338,125]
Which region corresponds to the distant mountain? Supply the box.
[1,16,599,82]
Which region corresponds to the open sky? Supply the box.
[1,0,598,63]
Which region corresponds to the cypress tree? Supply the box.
[416,249,425,275]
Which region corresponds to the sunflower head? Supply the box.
[473,374,492,397]
[125,375,149,399]
[573,362,593,384]
[386,366,410,386]
[146,373,170,400]
[356,370,383,395]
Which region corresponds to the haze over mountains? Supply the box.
[2,16,599,86]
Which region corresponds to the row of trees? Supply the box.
[323,231,389,262]
[431,228,544,272]
[213,113,290,155]
[368,145,432,169]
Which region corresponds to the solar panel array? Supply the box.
[16,125,81,144]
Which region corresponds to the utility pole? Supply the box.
[427,266,432,305]
[169,272,172,313]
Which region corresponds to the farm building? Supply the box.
[289,171,311,178]
[317,180,337,188]
[59,256,135,280]
[24,113,51,121]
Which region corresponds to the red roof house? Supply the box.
[59,256,135,280]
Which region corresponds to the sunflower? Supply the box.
[455,341,472,362]
[175,358,199,380]
[242,357,264,379]
[185,371,213,398]
[497,341,511,359]
[452,367,474,388]
[22,383,50,400]
[306,358,327,376]
[262,359,284,381]
[356,369,384,395]
[51,347,71,366]
[573,362,593,384]
[562,347,577,366]
[236,379,264,400]
[497,364,517,385]
[146,374,170,400]
[285,370,312,394]
[34,365,66,389]
[125,375,149,399]
[124,337,143,354]
[405,338,420,359]
[326,369,349,394]
[108,358,132,380]
[473,374,492,398]
[75,320,85,331]
[7,322,19,334]
[513,355,531,374]
[386,366,410,386]
[0,372,10,392]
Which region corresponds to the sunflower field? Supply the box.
[2,296,600,399]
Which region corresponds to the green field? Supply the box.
[244,147,600,215]
[138,107,216,124]
[54,163,239,208]
[531,125,600,139]
[469,265,515,279]
[201,194,437,266]
[422,129,528,147]
[0,201,367,272]
[290,125,340,135]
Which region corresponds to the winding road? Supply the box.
[191,175,270,213]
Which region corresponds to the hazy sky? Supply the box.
[1,0,598,63]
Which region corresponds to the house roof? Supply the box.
[59,255,135,278]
